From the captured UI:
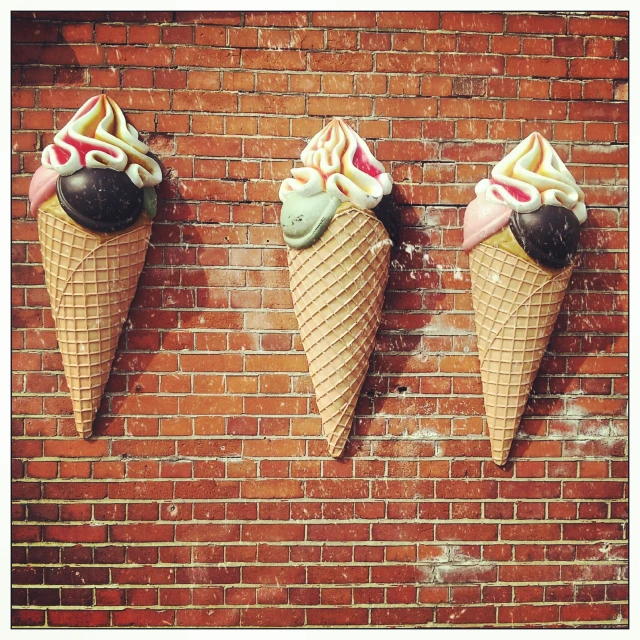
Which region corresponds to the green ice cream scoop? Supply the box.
[281,192,341,249]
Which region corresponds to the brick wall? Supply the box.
[11,11,628,628]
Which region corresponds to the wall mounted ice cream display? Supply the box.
[280,118,393,458]
[30,95,162,438]
[463,132,586,466]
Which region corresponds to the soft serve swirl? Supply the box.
[42,94,162,189]
[279,118,392,210]
[476,132,586,223]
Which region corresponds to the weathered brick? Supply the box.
[10,10,629,631]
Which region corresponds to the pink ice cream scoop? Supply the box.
[28,165,60,215]
[462,192,513,251]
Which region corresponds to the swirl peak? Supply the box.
[280,118,392,210]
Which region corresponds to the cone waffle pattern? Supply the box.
[468,242,573,466]
[288,204,391,458]
[37,204,151,437]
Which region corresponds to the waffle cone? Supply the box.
[37,200,151,438]
[287,203,391,457]
[468,242,573,466]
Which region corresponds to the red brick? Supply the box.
[442,12,504,32]
[436,480,498,499]
[505,100,567,120]
[310,52,372,72]
[43,525,107,543]
[308,524,370,541]
[127,25,160,44]
[174,47,240,69]
[458,34,489,53]
[308,96,372,117]
[569,16,628,36]
[307,607,369,625]
[507,56,567,77]
[502,524,561,541]
[372,523,433,541]
[113,609,175,627]
[569,101,628,122]
[376,98,437,118]
[507,14,566,34]
[242,524,305,542]
[572,58,628,80]
[436,606,496,624]
[311,12,375,27]
[555,36,585,56]
[243,566,305,585]
[437,524,498,541]
[49,610,110,627]
[563,523,624,541]
[241,608,304,627]
[177,609,240,627]
[585,37,615,57]
[109,11,171,22]
[191,26,226,46]
[375,12,437,29]
[500,564,560,582]
[377,53,438,73]
[440,99,502,119]
[246,12,308,27]
[175,12,240,25]
[242,50,305,70]
[561,603,620,622]
[441,54,504,75]
[500,604,559,624]
[564,480,625,499]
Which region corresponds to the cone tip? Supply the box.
[324,426,350,458]
[327,434,348,458]
[492,453,509,466]
[78,429,93,439]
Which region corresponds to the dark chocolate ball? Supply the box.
[57,167,143,232]
[509,205,581,269]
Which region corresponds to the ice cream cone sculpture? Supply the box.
[463,132,586,465]
[280,119,393,457]
[29,95,162,437]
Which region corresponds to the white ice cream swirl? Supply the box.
[279,118,392,210]
[476,132,587,223]
[42,94,162,188]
